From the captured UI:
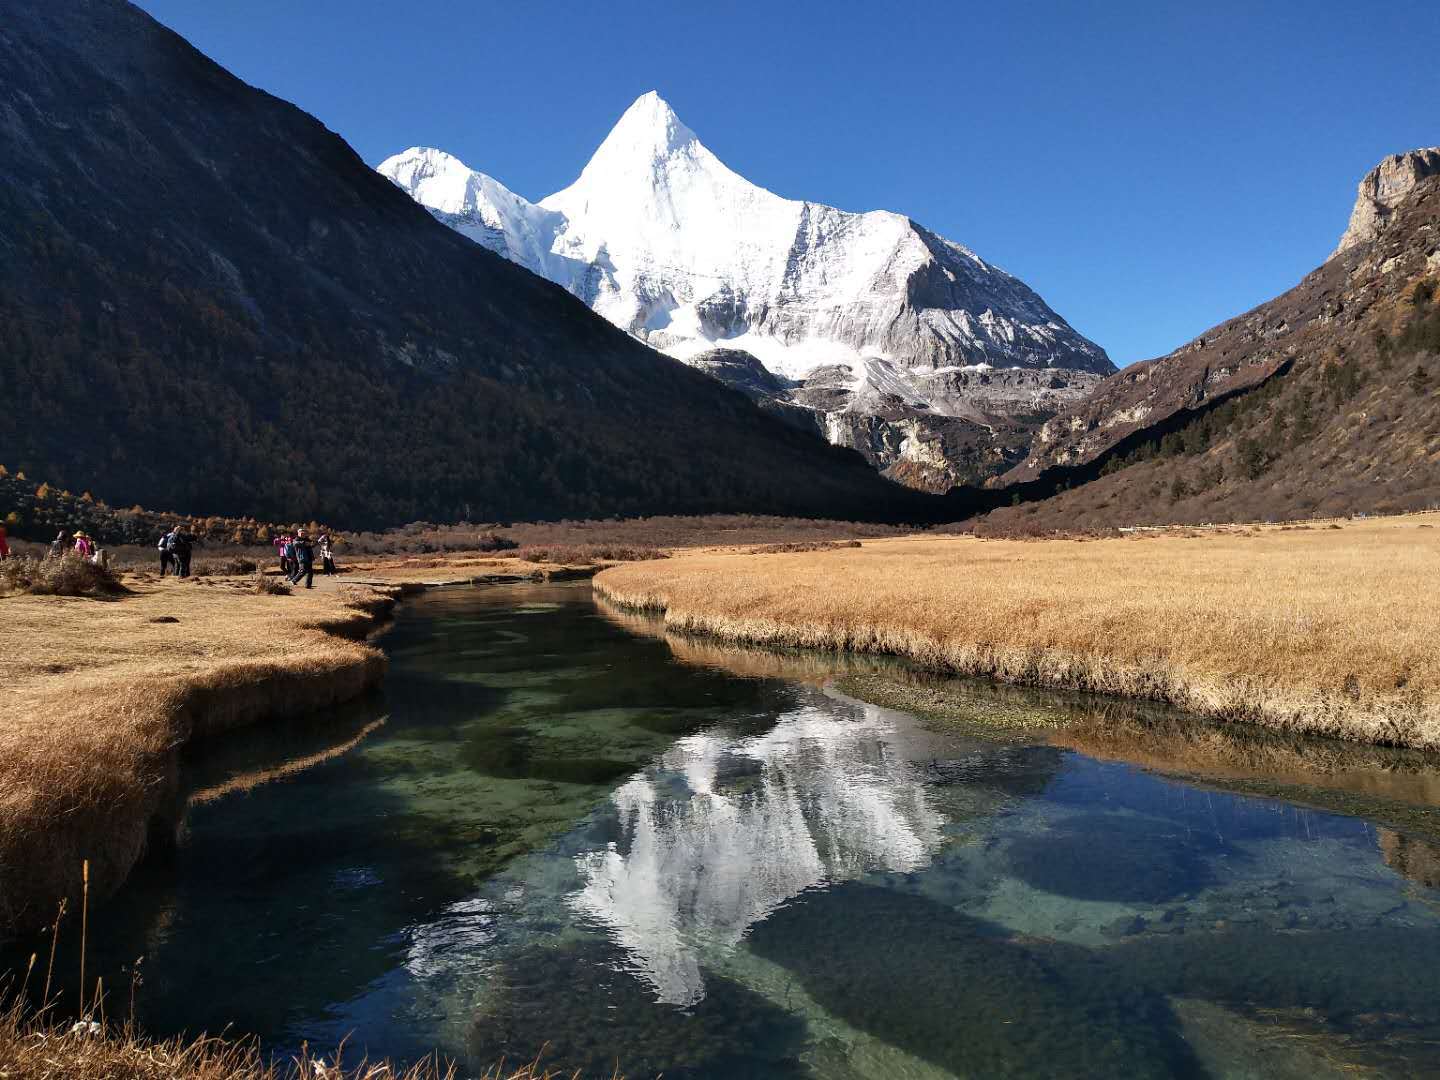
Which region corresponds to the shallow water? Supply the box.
[19,584,1440,1077]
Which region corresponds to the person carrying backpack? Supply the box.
[170,526,194,578]
[290,529,316,589]
[158,528,176,576]
[319,533,336,575]
[50,529,71,558]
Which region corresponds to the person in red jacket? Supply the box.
[0,524,10,560]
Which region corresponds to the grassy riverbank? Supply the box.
[0,576,395,936]
[593,515,1440,750]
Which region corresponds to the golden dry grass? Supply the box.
[0,576,395,935]
[0,999,448,1080]
[0,996,597,1080]
[594,515,1440,749]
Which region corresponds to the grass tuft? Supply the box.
[746,540,863,555]
[501,544,669,564]
[0,995,585,1079]
[193,557,260,577]
[0,554,125,598]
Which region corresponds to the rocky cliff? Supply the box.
[1336,148,1440,255]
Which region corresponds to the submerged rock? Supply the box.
[1113,925,1440,1026]
[747,883,1203,1078]
[467,938,809,1078]
[1003,812,1221,904]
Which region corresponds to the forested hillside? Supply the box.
[0,0,940,528]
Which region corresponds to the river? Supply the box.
[19,583,1440,1078]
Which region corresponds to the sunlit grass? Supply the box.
[595,515,1440,749]
[0,577,395,934]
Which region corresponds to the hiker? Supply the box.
[73,532,94,559]
[280,534,295,578]
[0,524,9,560]
[50,529,71,558]
[171,526,194,578]
[158,527,176,576]
[290,529,316,589]
[273,533,288,575]
[319,533,336,575]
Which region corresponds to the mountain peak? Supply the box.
[605,91,695,156]
[540,90,722,216]
[1335,146,1440,255]
[378,145,470,185]
[377,145,518,219]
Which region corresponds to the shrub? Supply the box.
[1236,437,1269,480]
[1414,279,1435,308]
[192,557,259,577]
[508,544,669,564]
[1398,307,1440,356]
[251,575,291,595]
[0,553,125,597]
[475,531,519,553]
[748,540,864,554]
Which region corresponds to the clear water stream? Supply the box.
[16,584,1440,1078]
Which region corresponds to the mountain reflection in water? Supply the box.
[571,699,948,1005]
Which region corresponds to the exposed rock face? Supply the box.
[684,348,822,434]
[1335,148,1440,255]
[380,93,1112,490]
[681,345,1108,488]
[793,363,1105,489]
[686,348,797,400]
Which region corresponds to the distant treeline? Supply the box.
[0,470,330,547]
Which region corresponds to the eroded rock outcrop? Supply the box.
[1335,147,1440,256]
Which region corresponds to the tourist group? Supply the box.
[271,530,336,589]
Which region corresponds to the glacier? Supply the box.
[380,91,1113,489]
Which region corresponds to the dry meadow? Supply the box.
[594,516,1440,749]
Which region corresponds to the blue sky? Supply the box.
[133,0,1438,367]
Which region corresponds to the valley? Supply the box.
[2,0,1440,1077]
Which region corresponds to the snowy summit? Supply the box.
[379,92,1113,489]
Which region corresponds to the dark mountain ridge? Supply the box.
[0,0,950,528]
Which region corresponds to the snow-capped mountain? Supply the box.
[380,92,1113,489]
